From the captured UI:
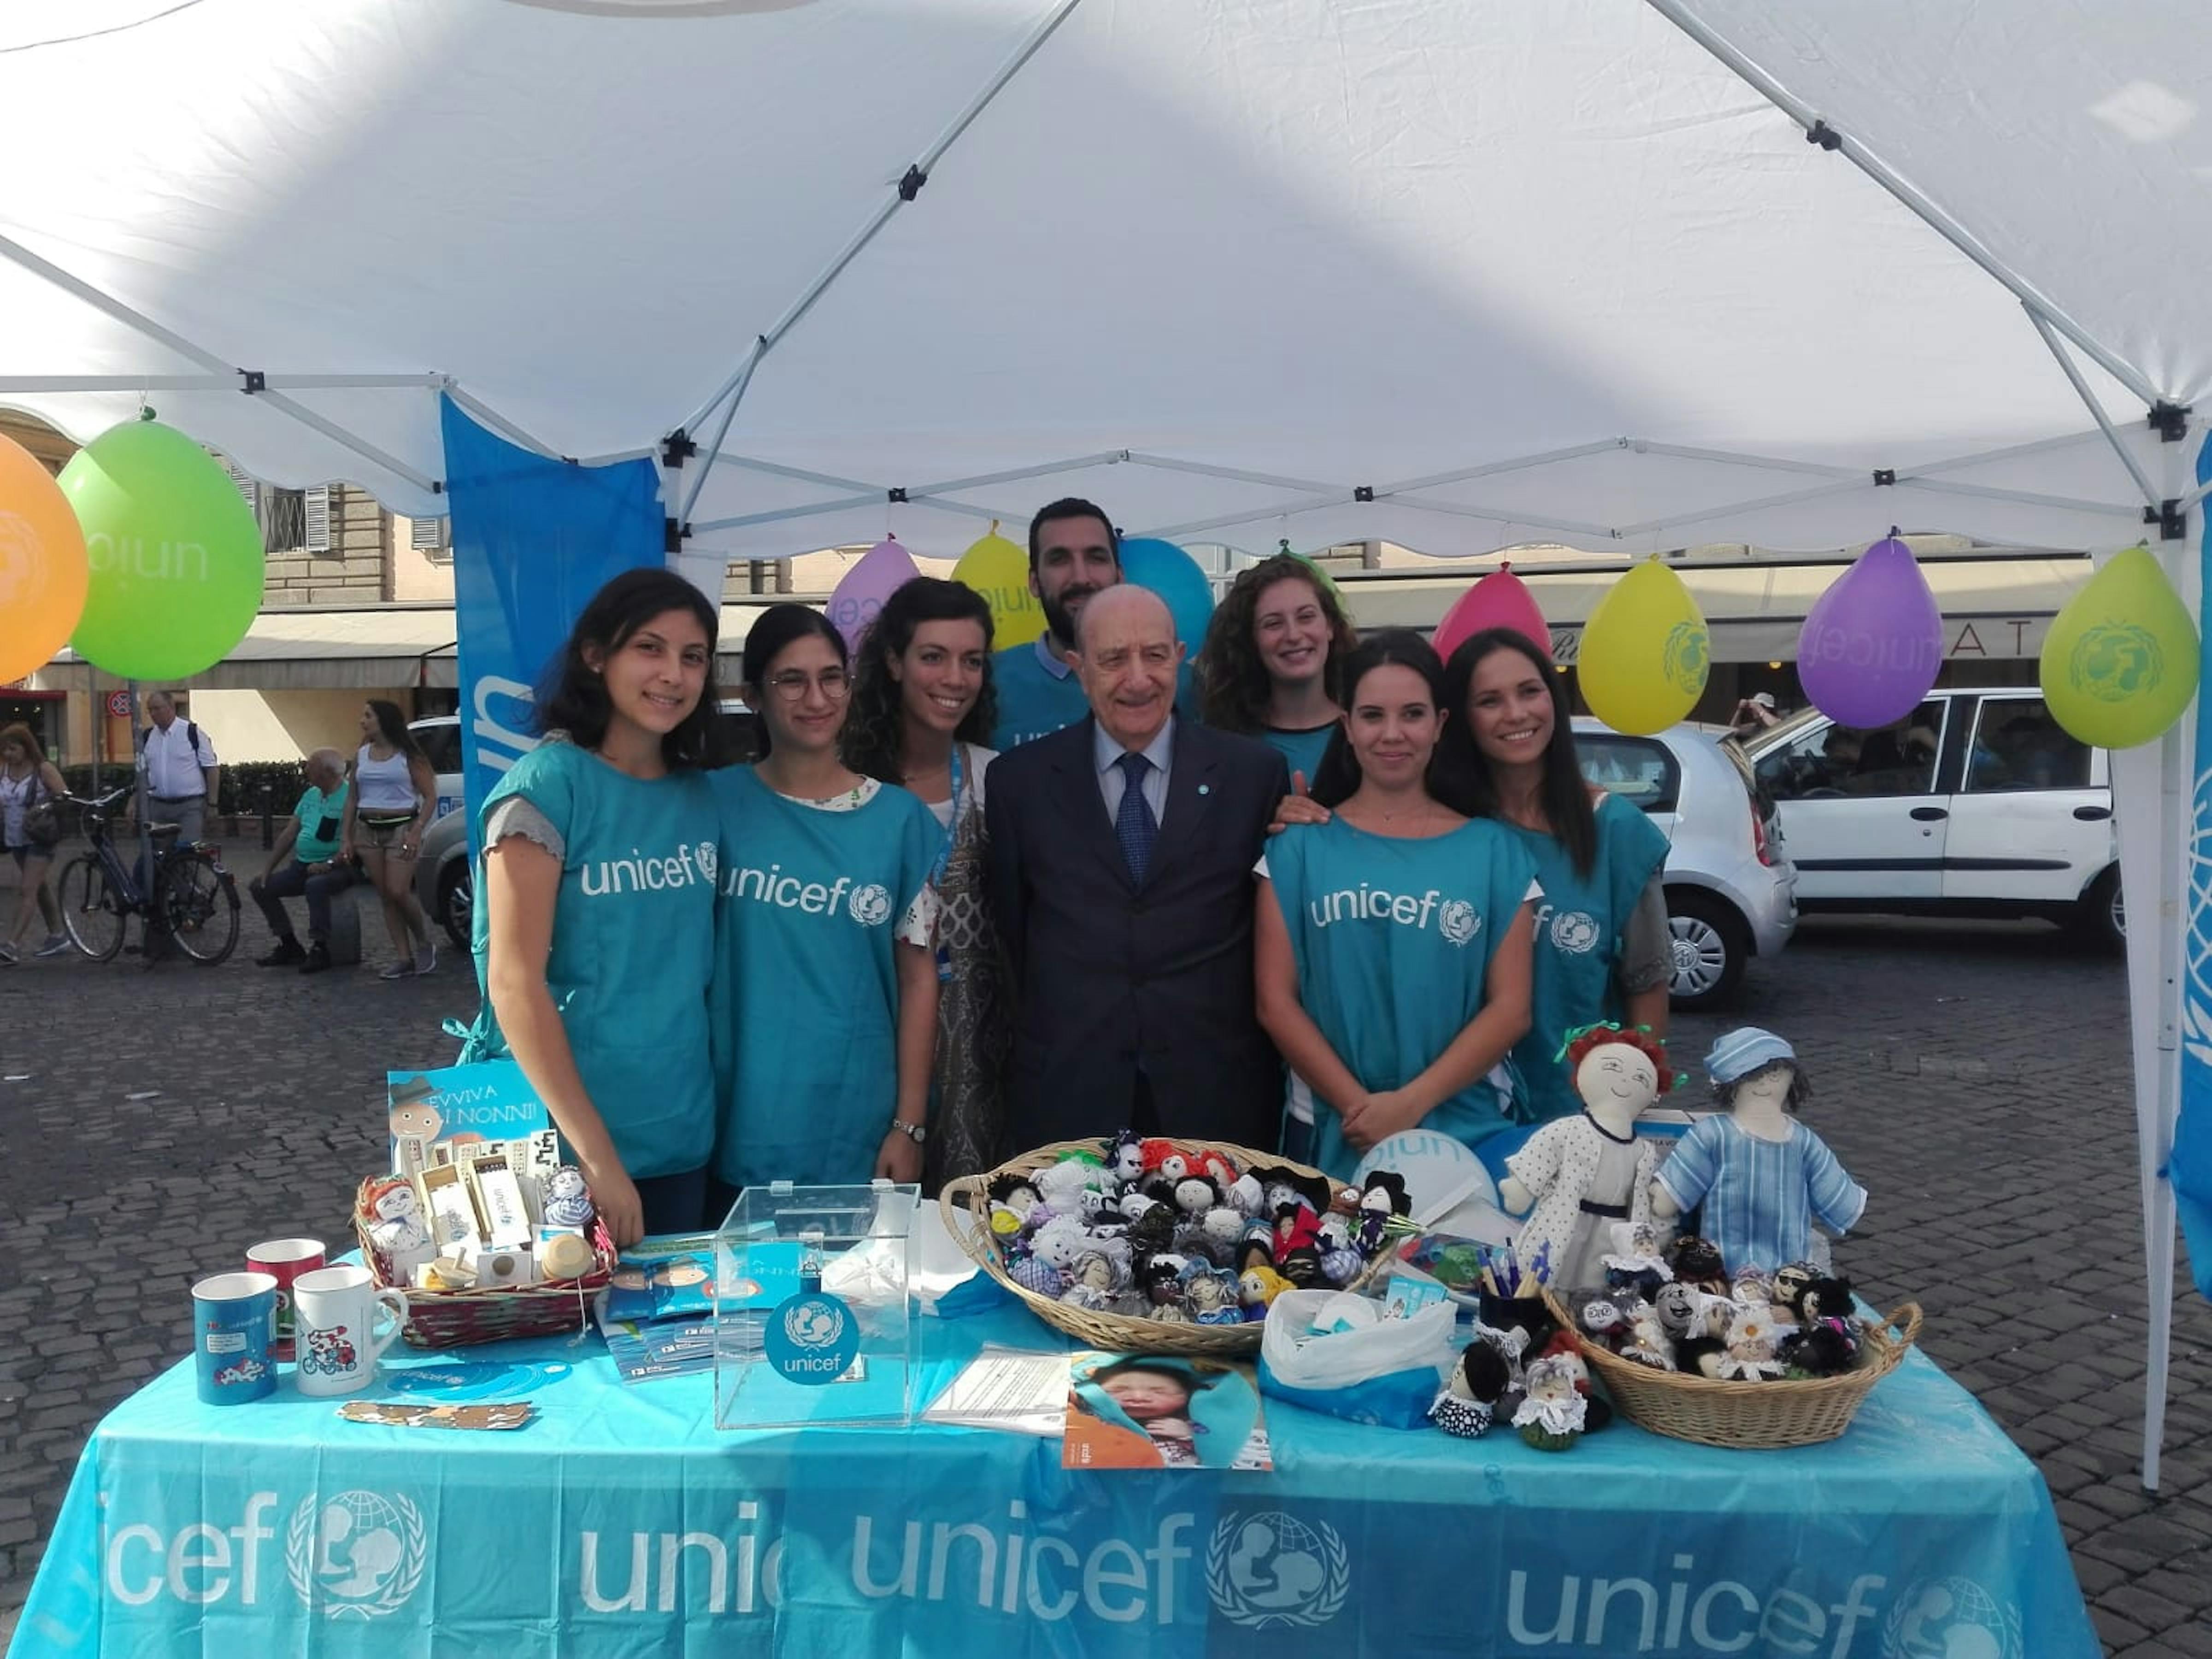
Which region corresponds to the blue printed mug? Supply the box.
[193,1271,278,1405]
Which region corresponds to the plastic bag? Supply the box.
[1257,1289,1461,1430]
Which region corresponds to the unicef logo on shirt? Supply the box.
[1206,1512,1349,1629]
[848,883,892,927]
[764,1290,860,1386]
[1437,900,1480,948]
[695,841,718,881]
[1881,1577,2022,1659]
[1548,910,1601,955]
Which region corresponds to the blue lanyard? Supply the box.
[928,744,964,983]
[928,743,965,890]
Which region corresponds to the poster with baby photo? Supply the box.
[1062,1352,1272,1471]
[387,1060,549,1168]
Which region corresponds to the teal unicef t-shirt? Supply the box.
[1262,722,1338,786]
[988,635,1201,751]
[709,768,939,1188]
[1264,815,1539,1182]
[1502,792,1671,1124]
[468,741,721,1179]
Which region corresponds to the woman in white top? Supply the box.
[843,577,1007,1188]
[342,699,440,979]
[0,723,68,963]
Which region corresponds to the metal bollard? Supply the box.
[260,784,274,849]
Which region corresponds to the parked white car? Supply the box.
[406,715,465,822]
[1573,718,1798,1009]
[1738,688,2119,948]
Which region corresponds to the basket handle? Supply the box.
[1878,1302,1922,1351]
[937,1175,998,1272]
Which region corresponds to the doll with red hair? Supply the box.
[1498,1024,1673,1290]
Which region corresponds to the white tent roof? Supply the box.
[0,0,2196,563]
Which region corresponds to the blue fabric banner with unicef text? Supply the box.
[441,394,665,828]
[2170,432,2212,1295]
[15,1304,2097,1658]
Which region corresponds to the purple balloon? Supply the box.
[825,537,920,652]
[1796,537,1944,728]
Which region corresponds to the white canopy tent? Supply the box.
[0,0,2200,1479]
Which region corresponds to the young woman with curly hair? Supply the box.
[1194,553,1360,784]
[843,577,1007,1188]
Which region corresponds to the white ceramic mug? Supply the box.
[291,1265,408,1396]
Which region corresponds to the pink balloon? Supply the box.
[826,536,919,652]
[1796,537,1944,729]
[1434,566,1551,663]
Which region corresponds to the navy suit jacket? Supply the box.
[984,717,1291,1151]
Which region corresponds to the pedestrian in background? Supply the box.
[138,689,218,846]
[0,723,68,963]
[342,700,440,979]
[250,747,355,974]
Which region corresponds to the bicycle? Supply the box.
[53,784,241,966]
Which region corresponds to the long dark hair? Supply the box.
[1307,629,1451,809]
[535,567,721,770]
[843,578,998,782]
[1194,553,1360,735]
[1435,627,1596,875]
[741,603,848,759]
[365,699,424,760]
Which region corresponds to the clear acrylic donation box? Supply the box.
[714,1179,920,1430]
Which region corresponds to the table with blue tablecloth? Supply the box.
[14,1296,2096,1659]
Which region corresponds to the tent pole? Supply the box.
[0,373,440,393]
[0,228,439,494]
[2024,308,2163,509]
[1122,453,1341,495]
[667,0,1090,514]
[441,382,561,462]
[1645,0,2164,411]
[1384,440,1636,494]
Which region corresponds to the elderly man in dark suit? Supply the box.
[986,583,1290,1150]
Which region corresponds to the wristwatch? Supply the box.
[889,1119,928,1146]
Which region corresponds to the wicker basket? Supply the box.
[1541,1286,1922,1449]
[354,1177,618,1349]
[941,1136,1376,1357]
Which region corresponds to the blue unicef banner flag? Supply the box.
[440,394,664,828]
[2172,430,2212,1296]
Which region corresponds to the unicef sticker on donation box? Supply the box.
[715,1181,920,1430]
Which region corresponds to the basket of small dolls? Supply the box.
[1540,1285,1922,1450]
[353,1177,619,1349]
[940,1135,1405,1358]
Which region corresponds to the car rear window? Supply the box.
[1579,735,1678,812]
[412,722,463,775]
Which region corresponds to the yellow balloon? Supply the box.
[1578,558,1710,735]
[0,432,90,684]
[951,532,1043,649]
[2039,545,2199,748]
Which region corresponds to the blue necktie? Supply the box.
[1115,751,1158,884]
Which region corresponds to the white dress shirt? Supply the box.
[142,719,217,798]
[1094,715,1175,828]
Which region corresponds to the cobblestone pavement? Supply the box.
[0,841,2205,1656]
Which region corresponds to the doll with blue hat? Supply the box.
[1648,1028,1866,1276]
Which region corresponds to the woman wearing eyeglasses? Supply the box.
[707,604,941,1209]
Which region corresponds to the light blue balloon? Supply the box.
[1118,537,1215,650]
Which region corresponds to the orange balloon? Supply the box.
[0,432,89,683]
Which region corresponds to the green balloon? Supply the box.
[62,419,265,681]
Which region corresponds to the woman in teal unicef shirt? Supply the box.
[1194,551,1360,785]
[709,605,940,1208]
[1435,627,1672,1134]
[467,568,724,1245]
[1255,630,1538,1181]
